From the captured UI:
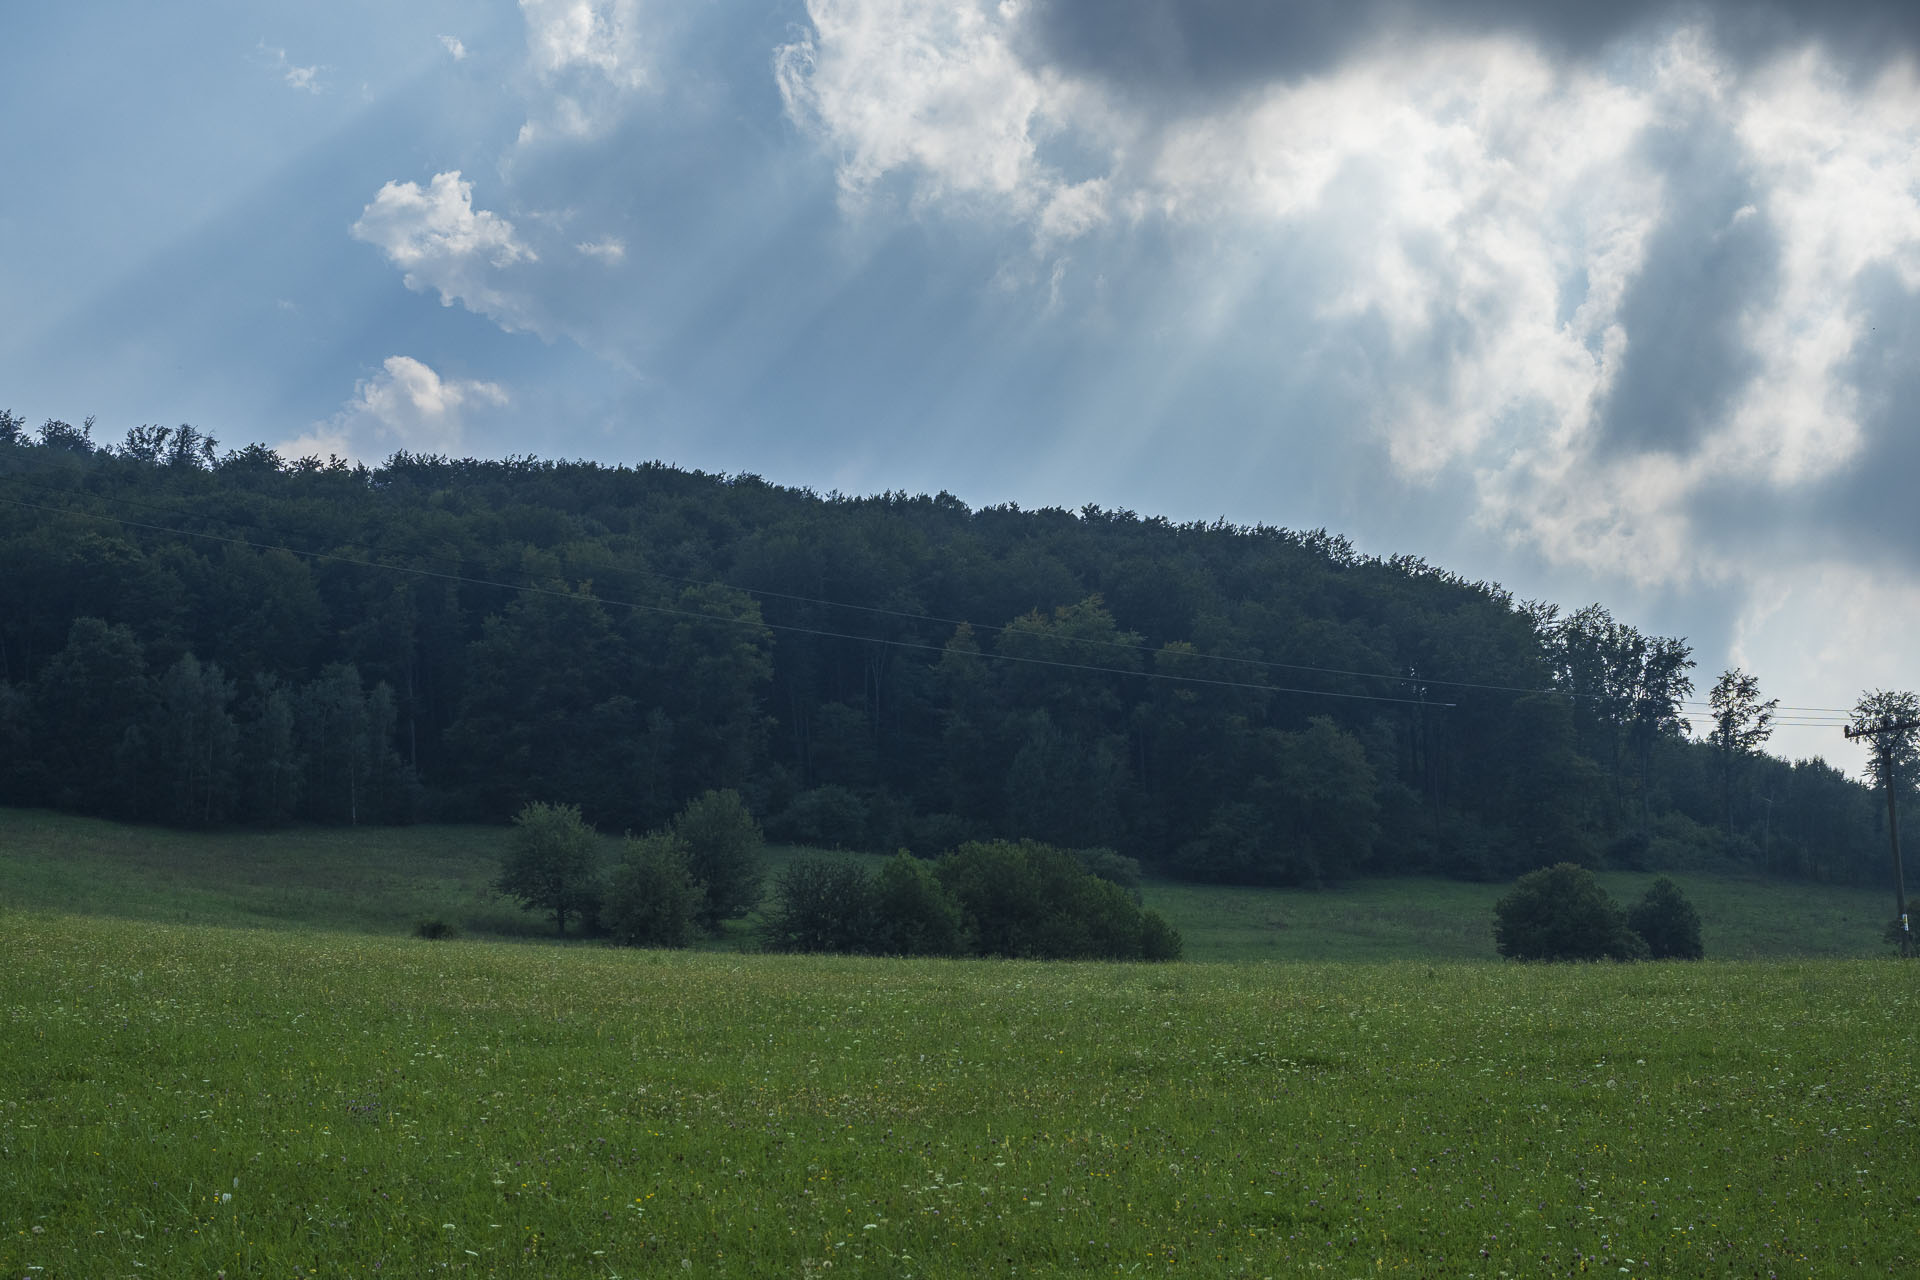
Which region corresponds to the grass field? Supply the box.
[4,912,1917,1277]
[0,808,1903,961]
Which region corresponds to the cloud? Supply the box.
[779,3,1920,584]
[776,1,1105,216]
[440,34,468,62]
[1596,117,1779,459]
[574,237,626,261]
[349,172,545,334]
[1018,1,1920,101]
[258,41,323,94]
[277,356,509,463]
[516,0,652,143]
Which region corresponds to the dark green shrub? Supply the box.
[604,832,703,949]
[760,857,877,953]
[937,839,1177,961]
[773,785,869,850]
[1493,862,1646,961]
[1626,877,1704,959]
[413,917,458,940]
[673,789,764,931]
[1074,846,1143,896]
[1139,909,1183,961]
[868,853,965,956]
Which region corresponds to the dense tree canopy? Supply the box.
[0,416,1897,889]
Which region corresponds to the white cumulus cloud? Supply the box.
[522,0,648,85]
[350,172,545,334]
[277,357,509,463]
[440,34,468,61]
[516,0,652,142]
[775,0,1113,222]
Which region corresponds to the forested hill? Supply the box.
[0,412,1892,886]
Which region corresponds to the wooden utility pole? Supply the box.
[1845,715,1920,958]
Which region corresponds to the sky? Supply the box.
[4,0,1919,769]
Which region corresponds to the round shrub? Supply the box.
[759,857,876,953]
[1493,862,1646,961]
[604,832,702,949]
[1627,877,1704,959]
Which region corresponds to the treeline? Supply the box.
[0,409,1899,887]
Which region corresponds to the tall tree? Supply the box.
[673,788,766,932]
[154,653,238,826]
[236,674,303,825]
[31,617,155,816]
[296,664,406,824]
[1707,668,1778,833]
[1626,635,1695,831]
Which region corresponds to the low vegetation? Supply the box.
[0,808,1906,961]
[762,843,1181,960]
[1493,865,1707,962]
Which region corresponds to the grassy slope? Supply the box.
[4,913,1917,1277]
[0,808,1902,960]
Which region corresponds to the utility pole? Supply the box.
[1845,715,1920,958]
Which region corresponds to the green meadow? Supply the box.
[5,915,1918,1277]
[0,808,1902,961]
[4,810,1918,1276]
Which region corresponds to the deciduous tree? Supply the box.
[673,789,765,931]
[496,801,604,936]
[1708,669,1777,833]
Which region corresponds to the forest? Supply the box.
[0,408,1902,889]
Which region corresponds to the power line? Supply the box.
[0,472,1863,716]
[0,471,1481,693]
[0,488,1451,708]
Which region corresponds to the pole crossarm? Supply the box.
[1842,716,1920,742]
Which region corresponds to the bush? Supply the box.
[772,785,869,850]
[1074,846,1143,896]
[1139,908,1184,961]
[868,853,965,956]
[759,857,877,953]
[495,801,603,936]
[673,789,765,931]
[1626,877,1704,959]
[1493,862,1646,961]
[937,839,1179,961]
[604,833,703,949]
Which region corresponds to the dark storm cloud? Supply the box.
[1019,1,1920,102]
[1596,116,1780,458]
[1660,264,1920,581]
[1816,266,1920,561]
